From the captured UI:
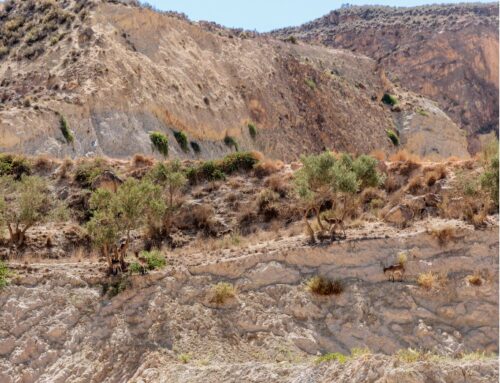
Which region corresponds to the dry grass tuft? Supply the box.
[253,159,283,179]
[417,272,438,290]
[210,282,236,304]
[389,150,420,163]
[132,153,154,168]
[306,276,343,296]
[467,273,482,286]
[369,149,386,161]
[384,174,402,193]
[32,155,55,172]
[429,226,456,246]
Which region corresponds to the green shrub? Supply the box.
[481,154,499,208]
[305,78,316,90]
[315,352,348,364]
[382,93,398,106]
[248,122,257,139]
[190,141,201,153]
[386,129,399,146]
[74,159,107,188]
[0,154,31,179]
[224,135,238,151]
[416,107,429,116]
[220,152,259,173]
[141,250,167,270]
[149,131,169,157]
[174,131,189,152]
[0,261,10,289]
[187,152,260,183]
[128,262,143,274]
[59,115,74,144]
[352,155,384,188]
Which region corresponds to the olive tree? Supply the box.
[147,160,187,208]
[294,152,383,242]
[0,175,66,247]
[86,178,166,274]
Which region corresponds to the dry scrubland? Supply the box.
[0,146,498,382]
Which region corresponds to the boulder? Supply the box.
[384,204,413,227]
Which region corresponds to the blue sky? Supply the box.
[144,0,490,31]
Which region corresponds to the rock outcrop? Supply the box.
[271,3,499,153]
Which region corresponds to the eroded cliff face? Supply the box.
[271,4,499,153]
[0,220,497,382]
[0,1,470,160]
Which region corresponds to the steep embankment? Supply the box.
[271,3,499,153]
[0,220,497,382]
[0,0,469,160]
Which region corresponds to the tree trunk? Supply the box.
[304,209,316,244]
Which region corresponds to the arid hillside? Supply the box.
[0,0,470,160]
[0,148,498,382]
[272,3,499,153]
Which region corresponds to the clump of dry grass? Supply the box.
[132,153,154,168]
[57,157,73,179]
[467,272,482,286]
[384,174,402,193]
[369,149,386,161]
[265,173,291,197]
[210,282,236,304]
[32,155,55,173]
[253,159,283,179]
[429,226,456,246]
[306,276,343,296]
[389,150,422,177]
[417,272,438,289]
[406,175,424,194]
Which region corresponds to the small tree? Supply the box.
[147,160,187,208]
[86,178,166,273]
[294,152,382,242]
[0,175,65,247]
[294,152,337,242]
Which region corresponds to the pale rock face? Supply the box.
[0,223,497,382]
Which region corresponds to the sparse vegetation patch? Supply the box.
[174,131,189,152]
[150,131,169,158]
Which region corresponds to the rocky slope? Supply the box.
[271,3,499,153]
[0,219,498,382]
[0,0,469,160]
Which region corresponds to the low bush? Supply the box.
[190,141,201,154]
[382,93,398,106]
[149,131,169,157]
[386,129,399,146]
[174,131,189,152]
[74,158,107,188]
[210,282,236,304]
[187,152,260,183]
[0,261,10,289]
[59,115,74,144]
[480,154,499,208]
[140,250,166,270]
[248,122,257,139]
[0,153,31,179]
[306,276,343,295]
[224,135,238,151]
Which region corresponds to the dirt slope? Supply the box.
[0,0,469,160]
[271,3,499,153]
